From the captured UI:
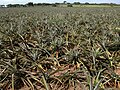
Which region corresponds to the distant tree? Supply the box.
[85,2,89,5]
[26,2,34,7]
[34,3,37,6]
[73,2,80,5]
[100,3,109,5]
[67,4,73,7]
[42,3,51,6]
[21,4,26,7]
[7,4,12,7]
[34,3,42,6]
[55,3,60,5]
[0,5,5,8]
[14,4,21,7]
[63,1,67,4]
[67,3,71,4]
[52,4,57,7]
[7,4,26,7]
[110,3,116,7]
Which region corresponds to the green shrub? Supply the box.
[52,4,57,7]
[67,4,73,7]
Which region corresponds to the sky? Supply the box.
[0,0,120,5]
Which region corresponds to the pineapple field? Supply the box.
[0,6,120,90]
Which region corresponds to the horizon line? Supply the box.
[1,2,120,5]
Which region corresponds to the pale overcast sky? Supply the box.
[0,0,120,5]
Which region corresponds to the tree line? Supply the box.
[0,1,119,8]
